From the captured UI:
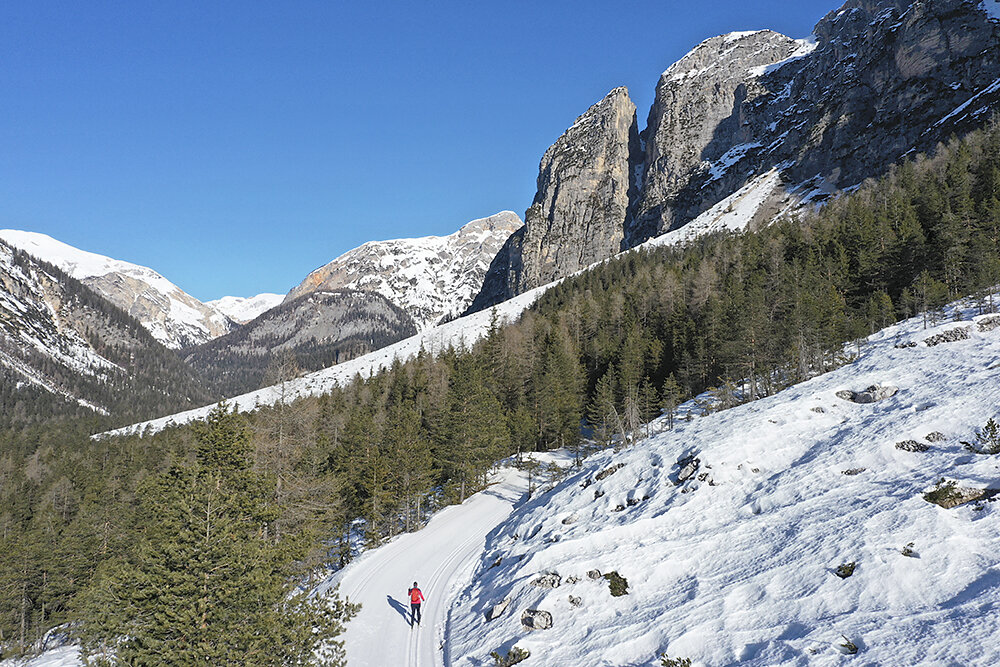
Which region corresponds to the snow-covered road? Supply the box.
[324,467,529,667]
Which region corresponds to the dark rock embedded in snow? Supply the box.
[923,326,971,347]
[977,315,1000,332]
[520,608,553,631]
[587,569,602,580]
[896,440,930,452]
[675,456,701,485]
[925,432,947,443]
[568,595,582,608]
[834,562,857,579]
[836,384,899,404]
[531,573,561,589]
[841,468,866,475]
[595,463,626,481]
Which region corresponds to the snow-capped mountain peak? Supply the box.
[206,293,283,324]
[285,211,523,330]
[0,230,233,349]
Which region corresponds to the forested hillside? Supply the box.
[2,121,999,660]
[0,245,217,431]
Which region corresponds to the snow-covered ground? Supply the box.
[446,299,1000,666]
[317,454,570,667]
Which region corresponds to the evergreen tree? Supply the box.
[76,404,358,666]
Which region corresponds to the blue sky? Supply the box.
[1,1,839,301]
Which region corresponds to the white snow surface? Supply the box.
[0,230,232,348]
[317,453,569,667]
[983,0,1000,21]
[206,293,283,323]
[748,37,817,78]
[446,300,1000,666]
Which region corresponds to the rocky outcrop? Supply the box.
[470,0,1000,312]
[287,212,522,330]
[632,30,801,241]
[470,88,641,310]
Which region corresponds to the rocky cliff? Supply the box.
[469,89,641,310]
[471,0,1000,311]
[287,211,522,330]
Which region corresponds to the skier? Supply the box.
[408,581,425,626]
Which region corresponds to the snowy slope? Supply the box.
[100,178,782,439]
[286,212,523,330]
[317,461,559,667]
[0,230,233,348]
[446,298,1000,666]
[205,293,283,323]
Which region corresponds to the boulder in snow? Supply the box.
[896,440,930,452]
[977,315,1000,332]
[531,572,561,589]
[923,326,971,347]
[835,384,899,404]
[568,595,582,607]
[486,597,511,622]
[586,569,602,580]
[925,431,947,443]
[520,608,553,630]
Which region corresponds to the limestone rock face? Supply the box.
[470,88,641,310]
[470,0,1000,312]
[632,30,800,241]
[517,87,641,292]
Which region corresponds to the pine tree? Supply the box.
[76,404,358,666]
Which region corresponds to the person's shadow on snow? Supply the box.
[386,595,410,624]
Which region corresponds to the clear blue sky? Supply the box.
[1,1,839,301]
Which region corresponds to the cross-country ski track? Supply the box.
[322,463,546,667]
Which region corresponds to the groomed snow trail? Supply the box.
[323,467,530,667]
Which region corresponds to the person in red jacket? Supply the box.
[408,582,425,626]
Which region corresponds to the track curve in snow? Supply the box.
[326,468,528,667]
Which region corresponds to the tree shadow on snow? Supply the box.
[386,595,410,624]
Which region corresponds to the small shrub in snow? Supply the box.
[660,654,692,667]
[491,646,530,666]
[964,418,1000,454]
[925,431,947,442]
[834,562,857,578]
[838,636,859,655]
[922,479,984,508]
[603,570,629,596]
[901,542,916,557]
[841,467,866,475]
[568,595,582,607]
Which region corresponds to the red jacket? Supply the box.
[409,587,424,604]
